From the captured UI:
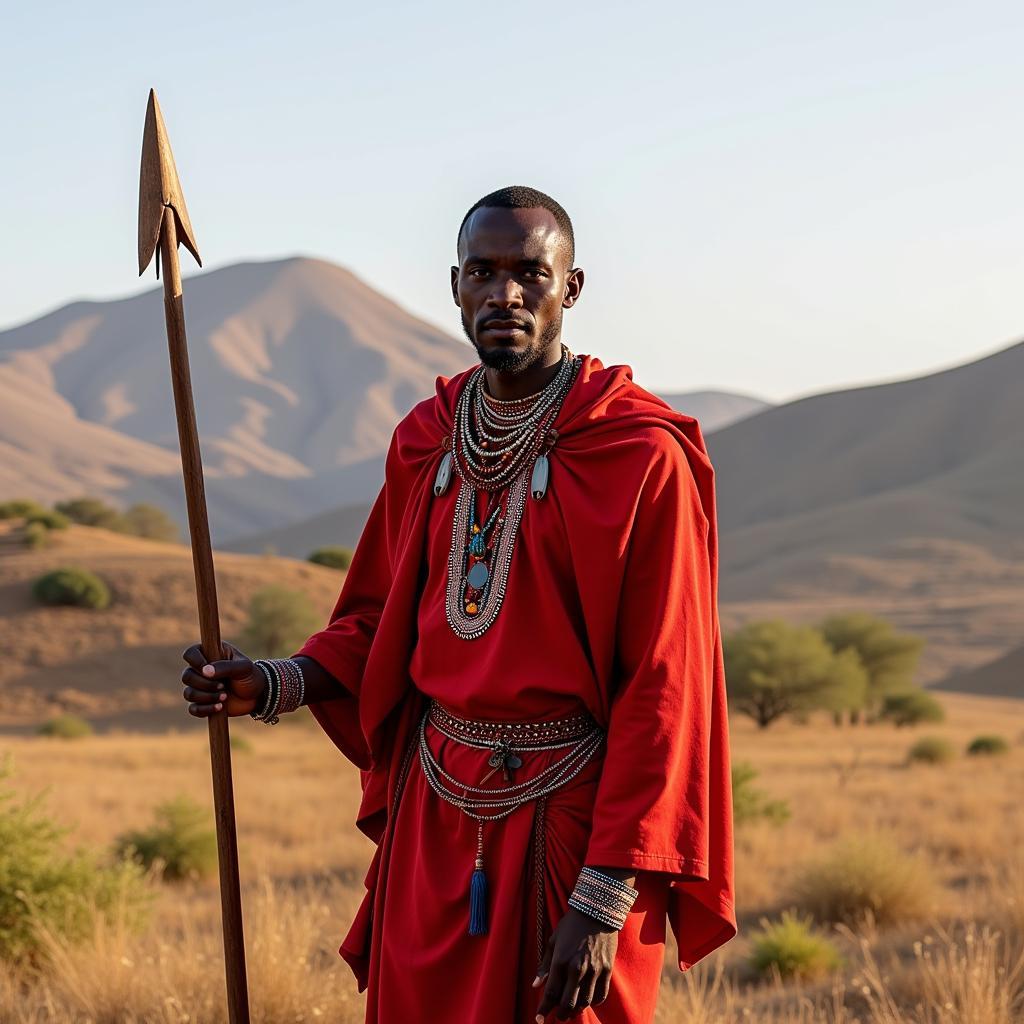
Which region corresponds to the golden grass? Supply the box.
[0,690,1022,1022]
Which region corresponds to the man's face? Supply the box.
[451,206,583,373]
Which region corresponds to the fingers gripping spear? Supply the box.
[137,89,251,1023]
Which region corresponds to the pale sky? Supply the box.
[2,1,1023,401]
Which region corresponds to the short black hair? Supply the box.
[457,185,575,265]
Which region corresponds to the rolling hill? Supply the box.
[0,518,348,732]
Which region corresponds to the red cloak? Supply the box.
[291,353,737,1018]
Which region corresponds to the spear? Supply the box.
[137,88,251,1023]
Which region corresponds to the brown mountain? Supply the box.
[0,257,472,542]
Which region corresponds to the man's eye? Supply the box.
[469,268,490,279]
[523,270,545,280]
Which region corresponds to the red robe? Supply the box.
[291,353,737,1022]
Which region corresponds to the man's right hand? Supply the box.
[180,640,267,718]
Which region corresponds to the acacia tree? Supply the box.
[818,613,924,722]
[724,620,868,729]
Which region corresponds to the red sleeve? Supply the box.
[289,434,403,770]
[583,433,737,968]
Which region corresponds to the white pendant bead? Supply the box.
[433,451,454,496]
[530,453,549,500]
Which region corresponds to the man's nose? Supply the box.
[486,276,524,309]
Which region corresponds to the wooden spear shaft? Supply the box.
[139,89,250,1023]
[160,208,250,1022]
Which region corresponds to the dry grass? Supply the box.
[0,691,1021,1022]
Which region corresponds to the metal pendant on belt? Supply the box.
[486,737,523,782]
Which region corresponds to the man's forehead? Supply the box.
[458,206,569,263]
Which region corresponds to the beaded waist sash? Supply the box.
[427,700,598,751]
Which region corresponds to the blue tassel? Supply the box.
[469,862,489,935]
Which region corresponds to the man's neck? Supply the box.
[484,345,564,401]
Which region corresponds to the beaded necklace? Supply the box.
[432,346,582,640]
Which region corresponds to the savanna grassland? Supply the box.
[0,692,1021,1023]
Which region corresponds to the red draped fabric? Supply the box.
[291,353,737,1023]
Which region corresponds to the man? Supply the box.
[181,186,737,1023]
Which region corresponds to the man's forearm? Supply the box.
[293,655,351,705]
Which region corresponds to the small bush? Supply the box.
[25,509,70,530]
[788,835,936,928]
[732,761,791,827]
[748,909,843,979]
[879,689,945,728]
[0,758,153,965]
[908,735,956,765]
[53,497,125,531]
[240,584,322,659]
[967,735,1009,757]
[0,498,47,520]
[32,567,110,610]
[115,796,218,882]
[120,503,180,542]
[37,714,93,740]
[23,521,51,550]
[308,546,354,571]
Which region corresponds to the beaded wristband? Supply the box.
[567,867,639,930]
[250,659,282,724]
[249,658,306,724]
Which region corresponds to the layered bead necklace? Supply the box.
[432,344,582,640]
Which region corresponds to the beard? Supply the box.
[461,310,563,373]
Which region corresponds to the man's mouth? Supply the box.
[481,319,529,333]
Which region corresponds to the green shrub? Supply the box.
[879,689,945,728]
[908,735,956,765]
[115,796,218,882]
[53,497,126,531]
[37,714,93,740]
[23,521,51,550]
[32,567,110,609]
[787,835,936,928]
[0,498,47,520]
[239,584,322,659]
[308,546,354,571]
[748,909,843,979]
[967,735,1009,757]
[0,758,153,965]
[120,503,180,542]
[25,509,70,530]
[732,761,790,827]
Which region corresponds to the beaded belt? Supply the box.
[428,700,597,757]
[417,698,605,943]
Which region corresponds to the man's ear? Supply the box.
[562,267,585,309]
[450,266,460,306]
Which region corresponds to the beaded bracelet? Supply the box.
[249,658,306,725]
[567,866,639,930]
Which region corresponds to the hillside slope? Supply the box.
[0,519,347,731]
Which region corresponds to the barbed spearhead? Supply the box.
[138,88,202,276]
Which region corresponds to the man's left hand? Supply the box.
[533,907,618,1021]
